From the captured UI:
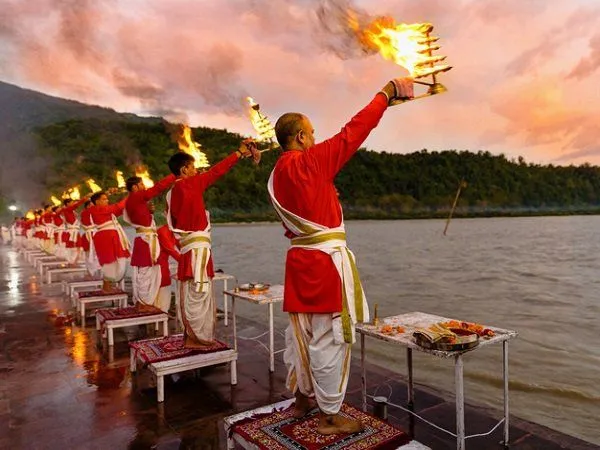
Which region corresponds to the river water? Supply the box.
[205,216,600,445]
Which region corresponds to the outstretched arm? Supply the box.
[306,78,414,179]
[142,174,177,201]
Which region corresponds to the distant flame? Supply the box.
[69,187,81,200]
[246,97,277,144]
[26,211,35,220]
[115,170,126,189]
[135,167,154,188]
[86,179,102,193]
[176,125,210,169]
[349,16,450,78]
[50,195,62,206]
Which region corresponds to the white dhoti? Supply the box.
[101,257,128,282]
[284,313,351,415]
[179,280,215,342]
[156,286,172,313]
[132,265,162,307]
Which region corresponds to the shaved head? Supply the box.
[275,113,306,149]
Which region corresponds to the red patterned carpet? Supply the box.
[232,403,410,450]
[96,305,164,324]
[78,289,127,298]
[130,334,230,364]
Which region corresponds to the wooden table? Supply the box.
[357,312,517,450]
[224,284,284,373]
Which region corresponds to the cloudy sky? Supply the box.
[1,0,599,165]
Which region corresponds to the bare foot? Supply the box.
[317,412,363,435]
[292,392,317,418]
[135,302,158,313]
[184,336,213,349]
[102,280,113,292]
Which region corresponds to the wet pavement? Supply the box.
[0,245,597,449]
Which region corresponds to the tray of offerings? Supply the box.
[238,283,270,293]
[413,325,479,352]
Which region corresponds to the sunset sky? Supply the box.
[1,0,599,165]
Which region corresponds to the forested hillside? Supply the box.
[34,118,600,222]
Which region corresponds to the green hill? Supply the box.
[34,117,600,223]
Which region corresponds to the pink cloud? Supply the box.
[1,0,600,165]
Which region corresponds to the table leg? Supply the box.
[503,341,510,448]
[223,279,229,326]
[231,360,238,385]
[108,328,114,346]
[157,375,164,403]
[407,348,414,407]
[130,350,137,372]
[455,354,465,450]
[269,302,274,373]
[232,297,237,353]
[81,302,85,325]
[163,319,168,337]
[361,333,367,412]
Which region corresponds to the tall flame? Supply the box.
[350,16,450,78]
[69,187,81,200]
[246,97,277,144]
[86,179,102,193]
[135,167,154,188]
[176,125,210,169]
[26,210,35,220]
[115,170,126,189]
[50,195,62,206]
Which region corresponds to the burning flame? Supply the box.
[69,187,81,201]
[115,170,126,189]
[26,210,35,220]
[50,195,62,206]
[350,16,450,78]
[176,125,210,169]
[246,97,277,143]
[86,179,102,193]
[135,167,154,188]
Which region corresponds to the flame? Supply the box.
[246,97,277,143]
[135,167,154,188]
[26,210,35,220]
[350,16,450,78]
[176,125,210,169]
[115,170,126,189]
[69,187,81,201]
[50,195,62,206]
[86,179,102,193]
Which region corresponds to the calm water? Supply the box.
[208,216,600,445]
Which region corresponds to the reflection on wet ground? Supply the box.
[0,246,597,449]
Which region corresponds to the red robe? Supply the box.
[272,93,387,313]
[157,225,180,287]
[90,197,129,265]
[52,213,63,244]
[168,153,239,281]
[126,174,176,267]
[61,198,87,247]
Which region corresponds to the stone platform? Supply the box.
[0,245,597,449]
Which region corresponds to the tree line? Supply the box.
[34,118,600,222]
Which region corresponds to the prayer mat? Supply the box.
[232,403,410,450]
[97,305,164,326]
[79,289,126,298]
[130,334,230,364]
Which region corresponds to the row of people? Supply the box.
[12,77,414,435]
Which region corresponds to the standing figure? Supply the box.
[166,140,259,348]
[89,189,130,292]
[268,78,414,434]
[124,173,176,311]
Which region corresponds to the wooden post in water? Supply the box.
[443,179,467,236]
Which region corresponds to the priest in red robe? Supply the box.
[166,141,259,348]
[268,78,414,435]
[124,173,176,311]
[89,189,129,291]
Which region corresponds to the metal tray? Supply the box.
[413,328,479,351]
[238,283,270,293]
